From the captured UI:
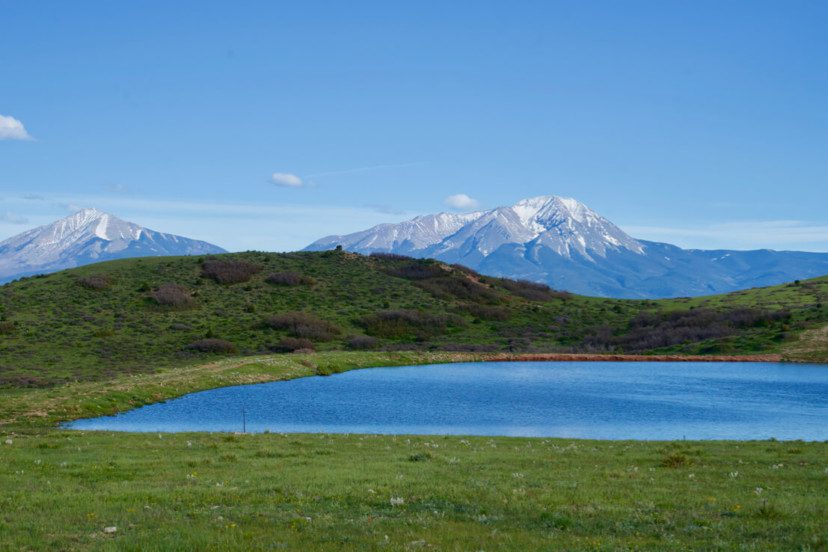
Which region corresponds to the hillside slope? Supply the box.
[0,250,825,386]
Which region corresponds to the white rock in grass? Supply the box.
[103,526,117,534]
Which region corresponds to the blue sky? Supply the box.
[1,0,826,252]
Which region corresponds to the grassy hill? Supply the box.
[0,250,826,387]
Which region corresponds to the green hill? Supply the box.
[0,250,826,387]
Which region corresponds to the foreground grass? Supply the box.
[0,431,825,551]
[1,352,825,550]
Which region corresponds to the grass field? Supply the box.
[2,430,825,551]
[0,351,826,550]
[1,254,826,550]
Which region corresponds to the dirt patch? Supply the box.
[483,353,784,363]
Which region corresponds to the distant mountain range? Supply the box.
[305,195,828,298]
[0,208,225,283]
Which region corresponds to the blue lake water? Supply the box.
[65,361,828,440]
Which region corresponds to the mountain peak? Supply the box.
[0,210,225,283]
[306,194,644,261]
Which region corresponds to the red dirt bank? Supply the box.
[485,353,783,362]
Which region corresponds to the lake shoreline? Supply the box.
[484,352,784,362]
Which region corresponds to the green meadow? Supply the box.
[0,351,825,551]
[1,251,826,387]
[1,253,826,550]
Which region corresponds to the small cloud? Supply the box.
[444,193,480,210]
[0,114,33,141]
[104,183,129,193]
[365,203,406,215]
[270,172,305,188]
[0,211,30,225]
[22,194,45,201]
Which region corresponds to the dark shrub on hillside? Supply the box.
[265,271,315,286]
[346,335,380,350]
[369,252,413,261]
[358,309,464,339]
[435,343,500,352]
[386,262,446,281]
[416,276,501,304]
[151,283,195,308]
[456,303,511,321]
[262,312,341,341]
[0,374,50,388]
[496,278,570,301]
[78,274,111,290]
[185,338,237,354]
[583,307,791,352]
[269,337,314,353]
[0,321,15,335]
[201,259,262,284]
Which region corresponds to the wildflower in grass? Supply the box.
[390,497,404,506]
[729,471,739,478]
[103,526,117,534]
[688,473,695,479]
[3,439,11,445]
[755,487,764,495]
[512,472,525,479]
[772,463,784,469]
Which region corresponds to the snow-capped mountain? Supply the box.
[0,208,226,283]
[305,195,828,298]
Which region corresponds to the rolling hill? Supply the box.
[0,250,825,387]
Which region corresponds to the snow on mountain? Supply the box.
[305,195,828,298]
[308,195,643,260]
[0,208,226,283]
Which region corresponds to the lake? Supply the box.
[65,361,828,440]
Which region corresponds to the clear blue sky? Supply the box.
[1,0,826,251]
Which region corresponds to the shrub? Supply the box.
[496,278,570,301]
[583,307,790,352]
[78,274,111,290]
[201,259,262,284]
[269,337,314,353]
[151,283,195,308]
[369,252,412,261]
[386,262,446,281]
[346,335,380,350]
[265,271,315,286]
[185,338,237,354]
[0,374,50,388]
[435,342,500,352]
[416,276,501,304]
[660,451,692,468]
[358,309,464,339]
[262,312,341,341]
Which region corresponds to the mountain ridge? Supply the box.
[305,195,828,298]
[0,208,226,283]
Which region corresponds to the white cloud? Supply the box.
[0,114,33,141]
[270,172,305,187]
[444,193,480,210]
[0,211,29,225]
